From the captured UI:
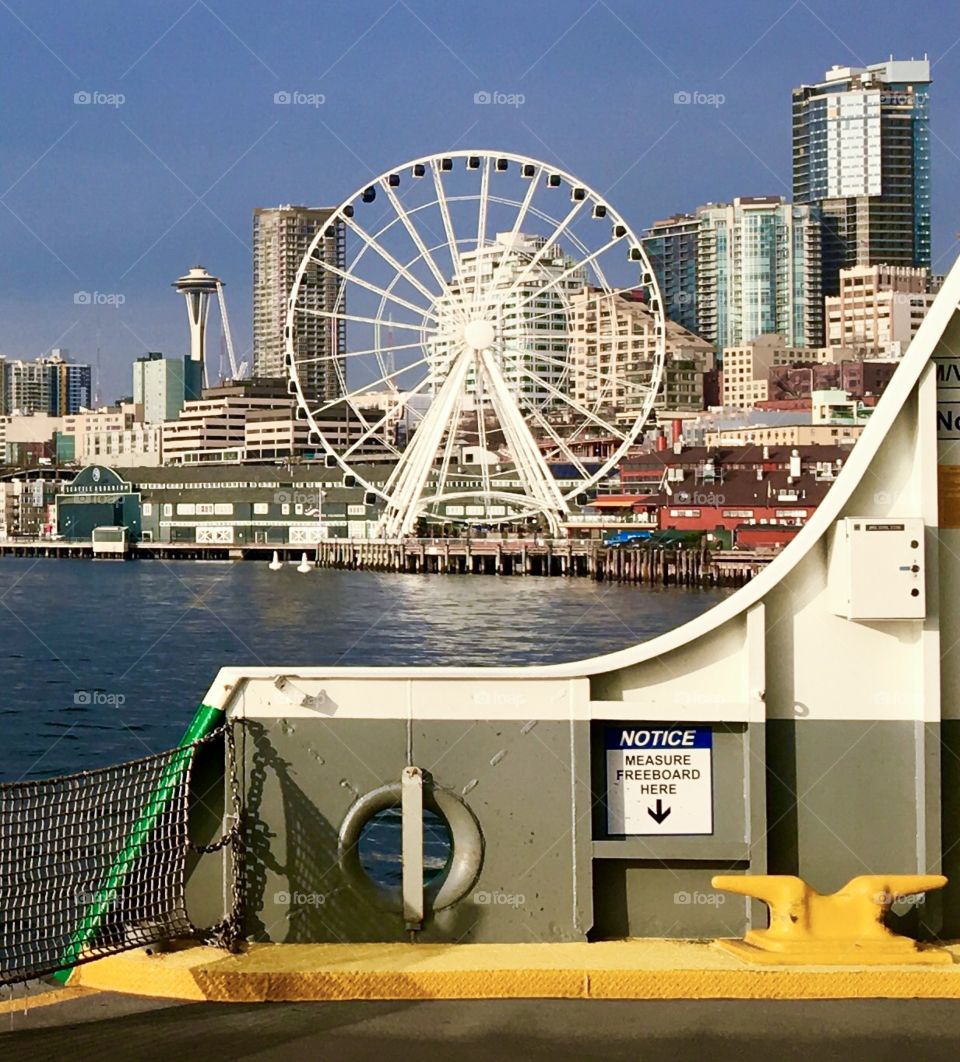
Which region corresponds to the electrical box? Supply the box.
[828,517,925,621]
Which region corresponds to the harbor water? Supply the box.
[0,558,733,783]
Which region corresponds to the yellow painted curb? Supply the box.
[0,986,97,1014]
[69,940,960,1002]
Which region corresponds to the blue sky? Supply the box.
[0,0,956,400]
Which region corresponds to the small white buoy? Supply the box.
[297,552,312,573]
[268,551,283,571]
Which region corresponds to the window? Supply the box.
[142,502,153,517]
[253,503,269,515]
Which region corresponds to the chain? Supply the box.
[189,721,245,953]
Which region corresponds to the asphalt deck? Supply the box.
[4,993,960,1061]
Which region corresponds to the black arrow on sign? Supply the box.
[647,799,671,825]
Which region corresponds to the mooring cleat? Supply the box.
[711,873,952,965]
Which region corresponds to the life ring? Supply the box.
[338,781,483,914]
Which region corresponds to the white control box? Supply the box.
[827,517,925,621]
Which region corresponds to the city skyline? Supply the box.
[0,2,956,401]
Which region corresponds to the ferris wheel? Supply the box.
[285,150,666,538]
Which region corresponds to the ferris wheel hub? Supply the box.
[462,319,496,351]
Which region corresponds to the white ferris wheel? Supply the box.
[285,150,666,538]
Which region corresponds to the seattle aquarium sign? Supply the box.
[62,465,133,495]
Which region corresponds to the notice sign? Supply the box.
[605,726,713,836]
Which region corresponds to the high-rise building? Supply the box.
[696,197,822,352]
[252,205,345,401]
[641,214,700,334]
[133,352,203,423]
[5,350,92,416]
[7,358,52,415]
[48,349,92,415]
[429,232,586,407]
[824,264,937,357]
[0,356,7,417]
[793,58,931,294]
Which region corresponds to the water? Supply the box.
[0,558,733,782]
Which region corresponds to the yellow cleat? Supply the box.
[711,873,951,965]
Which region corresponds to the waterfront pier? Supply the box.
[0,535,771,586]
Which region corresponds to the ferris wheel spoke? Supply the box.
[478,350,567,514]
[341,215,438,305]
[503,165,542,256]
[341,374,436,461]
[498,198,590,308]
[378,178,452,295]
[514,364,628,441]
[382,350,474,537]
[505,345,655,402]
[433,384,467,500]
[430,160,468,295]
[294,339,428,366]
[299,308,435,335]
[473,361,494,503]
[509,235,624,316]
[523,401,592,479]
[312,254,438,323]
[310,354,434,417]
[474,157,491,312]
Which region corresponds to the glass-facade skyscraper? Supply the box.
[640,214,700,334]
[695,197,822,353]
[792,58,931,295]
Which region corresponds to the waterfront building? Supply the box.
[253,205,345,401]
[696,197,822,352]
[67,403,163,468]
[641,213,700,333]
[55,462,390,545]
[654,467,830,537]
[0,412,62,464]
[568,287,714,423]
[133,352,203,423]
[702,422,864,447]
[793,58,932,294]
[161,378,294,464]
[161,378,387,465]
[810,387,874,426]
[825,264,937,357]
[0,469,68,538]
[243,401,391,463]
[611,443,847,545]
